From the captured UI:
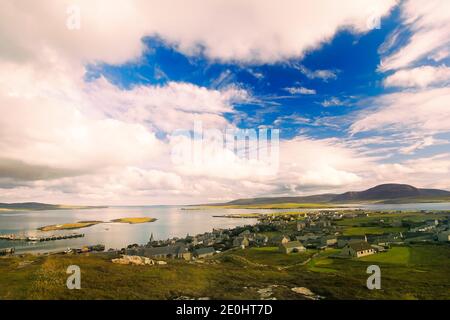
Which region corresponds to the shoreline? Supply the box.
[2,207,450,255]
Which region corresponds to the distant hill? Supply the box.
[332,184,450,202]
[223,194,338,206]
[203,183,450,206]
[0,202,106,211]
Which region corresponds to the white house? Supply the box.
[279,241,306,254]
[341,241,375,258]
[438,231,450,242]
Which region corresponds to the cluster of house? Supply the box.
[405,218,450,243]
[122,224,279,261]
[124,229,232,261]
[0,232,84,242]
[265,210,450,258]
[64,244,105,254]
[116,213,351,260]
[117,210,450,262]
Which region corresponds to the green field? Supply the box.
[359,247,410,264]
[306,249,340,273]
[0,244,448,300]
[342,226,407,236]
[337,211,449,227]
[225,247,316,267]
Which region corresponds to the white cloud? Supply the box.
[0,0,397,65]
[294,64,338,81]
[284,86,316,95]
[274,115,311,126]
[0,70,253,188]
[247,69,264,79]
[277,137,367,189]
[3,0,450,204]
[430,49,450,62]
[351,87,450,135]
[373,153,450,190]
[398,136,447,155]
[384,65,450,88]
[379,0,450,71]
[165,135,374,200]
[321,97,344,107]
[0,130,379,204]
[0,83,164,177]
[0,166,186,204]
[85,77,249,132]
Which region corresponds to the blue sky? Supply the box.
[86,9,402,143]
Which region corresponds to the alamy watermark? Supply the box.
[365,5,383,30]
[170,121,280,177]
[66,265,81,290]
[366,265,381,290]
[66,5,81,30]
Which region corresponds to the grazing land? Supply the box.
[359,247,410,264]
[0,244,448,300]
[342,226,408,236]
[336,211,448,226]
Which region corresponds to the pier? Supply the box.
[0,248,14,256]
[0,233,84,242]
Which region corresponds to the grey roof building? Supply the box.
[194,247,215,258]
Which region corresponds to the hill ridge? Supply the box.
[201,183,450,206]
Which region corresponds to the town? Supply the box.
[2,209,449,263]
[99,209,450,264]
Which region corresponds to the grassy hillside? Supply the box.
[194,184,450,207]
[0,244,449,300]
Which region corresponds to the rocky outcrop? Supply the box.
[112,255,167,266]
[291,287,322,300]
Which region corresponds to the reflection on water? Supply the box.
[1,203,450,254]
[0,206,261,253]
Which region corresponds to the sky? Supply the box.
[1,0,450,205]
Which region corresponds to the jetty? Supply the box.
[0,248,14,256]
[212,214,261,219]
[0,233,84,242]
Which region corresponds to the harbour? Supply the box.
[0,233,84,242]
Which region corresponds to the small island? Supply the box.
[38,221,103,231]
[111,217,157,224]
[38,217,157,231]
